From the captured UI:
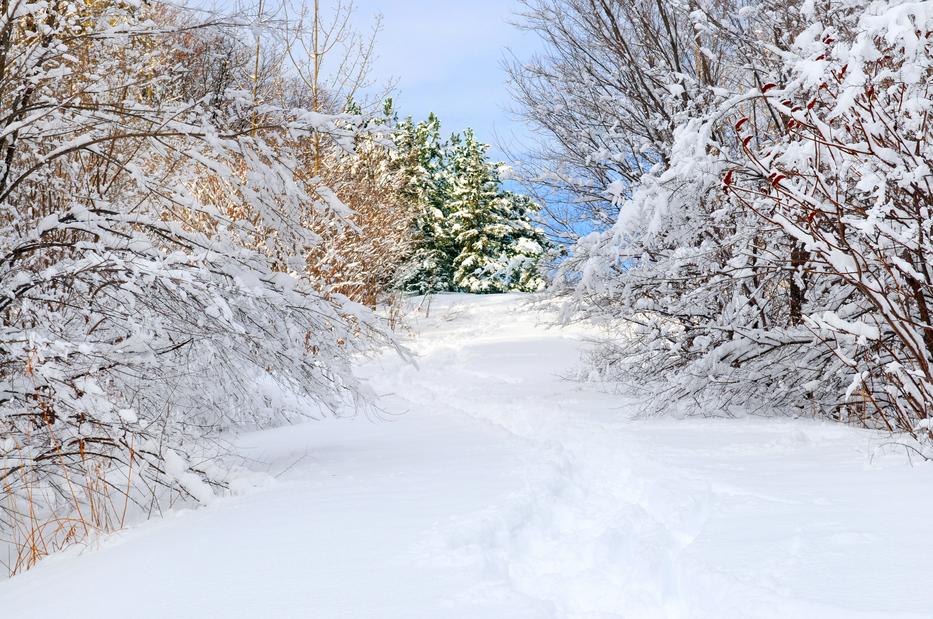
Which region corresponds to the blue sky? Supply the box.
[351,0,539,161]
[189,0,539,160]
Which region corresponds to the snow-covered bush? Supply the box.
[522,0,933,429]
[526,0,819,412]
[724,0,933,430]
[0,0,391,572]
[306,105,418,307]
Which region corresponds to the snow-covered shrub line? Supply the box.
[0,0,396,573]
[521,0,932,432]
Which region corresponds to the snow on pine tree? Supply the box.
[392,119,548,295]
[447,130,548,293]
[393,114,458,294]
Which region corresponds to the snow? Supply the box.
[2,293,932,618]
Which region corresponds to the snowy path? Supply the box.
[3,294,933,618]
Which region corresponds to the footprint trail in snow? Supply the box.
[2,294,932,618]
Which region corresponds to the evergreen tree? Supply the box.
[495,191,550,292]
[447,131,548,293]
[393,114,457,293]
[391,117,549,294]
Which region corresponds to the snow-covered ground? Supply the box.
[2,294,932,618]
